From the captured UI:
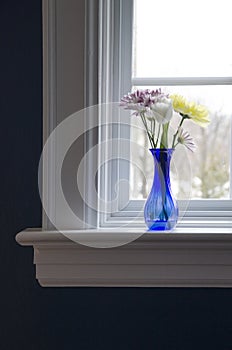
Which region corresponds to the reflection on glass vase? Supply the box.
[144,149,179,231]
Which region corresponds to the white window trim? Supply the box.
[16,0,232,288]
[98,0,133,227]
[42,0,87,230]
[16,227,232,287]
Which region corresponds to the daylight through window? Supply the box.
[130,0,232,201]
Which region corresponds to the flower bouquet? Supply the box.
[120,88,209,231]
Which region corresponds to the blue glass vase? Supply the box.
[144,149,178,231]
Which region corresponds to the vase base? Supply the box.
[146,219,177,232]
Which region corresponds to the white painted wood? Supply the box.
[42,0,87,230]
[42,0,57,229]
[132,77,232,86]
[107,199,232,227]
[83,0,99,228]
[98,0,133,226]
[16,228,232,287]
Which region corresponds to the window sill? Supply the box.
[16,227,232,287]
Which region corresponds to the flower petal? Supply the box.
[149,98,173,124]
[177,127,196,152]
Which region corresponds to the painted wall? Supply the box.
[1,0,232,349]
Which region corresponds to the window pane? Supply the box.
[133,0,232,78]
[130,86,232,199]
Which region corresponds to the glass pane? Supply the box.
[130,86,232,199]
[133,0,232,78]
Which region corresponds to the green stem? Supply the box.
[172,115,186,148]
[156,124,161,148]
[160,123,169,149]
[151,119,156,143]
[140,112,155,148]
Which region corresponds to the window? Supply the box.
[98,0,232,228]
[16,0,232,288]
[39,0,232,230]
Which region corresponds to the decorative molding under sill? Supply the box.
[16,228,232,287]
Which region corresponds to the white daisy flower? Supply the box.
[177,127,196,152]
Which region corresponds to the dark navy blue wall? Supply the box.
[1,1,232,349]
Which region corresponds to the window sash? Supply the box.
[98,0,133,227]
[132,77,232,86]
[98,0,232,228]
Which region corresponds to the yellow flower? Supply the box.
[170,94,210,127]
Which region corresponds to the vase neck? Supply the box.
[150,148,173,179]
[150,148,174,162]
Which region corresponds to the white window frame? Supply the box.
[16,0,232,288]
[42,0,232,230]
[98,0,133,227]
[98,0,232,229]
